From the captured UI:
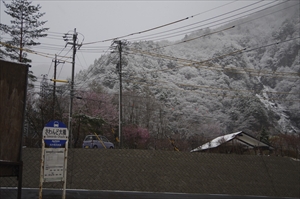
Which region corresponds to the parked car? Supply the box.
[82,135,114,149]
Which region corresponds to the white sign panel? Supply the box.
[44,148,65,182]
[43,127,68,139]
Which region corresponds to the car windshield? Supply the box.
[85,135,109,142]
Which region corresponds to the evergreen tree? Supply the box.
[0,36,8,59]
[260,128,269,144]
[0,0,48,63]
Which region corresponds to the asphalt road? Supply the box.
[0,188,298,199]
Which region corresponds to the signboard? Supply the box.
[44,148,65,182]
[43,120,68,148]
[44,140,67,148]
[39,120,68,199]
[43,120,68,139]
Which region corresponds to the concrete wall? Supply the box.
[1,148,299,198]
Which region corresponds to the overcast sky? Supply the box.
[0,0,263,87]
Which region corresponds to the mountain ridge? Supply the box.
[75,1,300,138]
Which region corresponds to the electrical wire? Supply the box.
[68,69,300,101]
[72,48,118,92]
[74,75,296,106]
[125,37,300,78]
[57,47,73,78]
[128,0,278,42]
[129,2,273,42]
[82,16,190,45]
[136,25,235,51]
[46,61,53,77]
[75,54,85,70]
[81,1,242,46]
[126,53,300,79]
[191,0,239,18]
[130,0,295,48]
[28,2,299,96]
[79,51,89,69]
[59,80,300,104]
[124,75,299,96]
[123,77,300,102]
[47,31,66,35]
[0,41,72,60]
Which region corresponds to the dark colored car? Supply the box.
[82,135,114,149]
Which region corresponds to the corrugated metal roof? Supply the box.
[190,131,273,152]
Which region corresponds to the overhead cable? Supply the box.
[131,0,294,45]
[128,0,276,42]
[82,16,190,45]
[80,1,236,46]
[123,78,300,102]
[125,37,300,77]
[0,41,72,62]
[124,75,299,96]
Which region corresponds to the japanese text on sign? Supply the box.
[43,127,68,139]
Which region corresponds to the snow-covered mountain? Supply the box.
[75,1,299,138]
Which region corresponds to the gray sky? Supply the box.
[0,0,261,87]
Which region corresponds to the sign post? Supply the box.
[39,120,69,199]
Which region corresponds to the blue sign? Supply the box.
[45,120,67,128]
[42,120,68,148]
[44,139,67,148]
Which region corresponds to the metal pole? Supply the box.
[53,55,57,119]
[39,142,45,199]
[68,28,77,148]
[62,140,68,199]
[118,41,123,149]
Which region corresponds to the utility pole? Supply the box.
[118,40,123,149]
[52,54,64,119]
[64,28,80,148]
[113,40,128,149]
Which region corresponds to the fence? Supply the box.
[1,148,299,198]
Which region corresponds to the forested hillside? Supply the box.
[75,1,299,147]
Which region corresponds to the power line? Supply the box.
[129,0,295,46]
[71,77,300,103]
[131,25,235,51]
[123,74,299,96]
[0,41,72,61]
[128,0,276,42]
[192,0,239,17]
[73,48,118,92]
[75,54,86,70]
[123,77,300,102]
[78,51,89,69]
[81,1,241,46]
[46,61,53,77]
[47,31,67,35]
[126,37,300,78]
[82,16,190,45]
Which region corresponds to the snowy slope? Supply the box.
[75,1,299,137]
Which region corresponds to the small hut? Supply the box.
[190,131,273,155]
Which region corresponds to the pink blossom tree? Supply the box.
[123,125,150,149]
[72,88,118,147]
